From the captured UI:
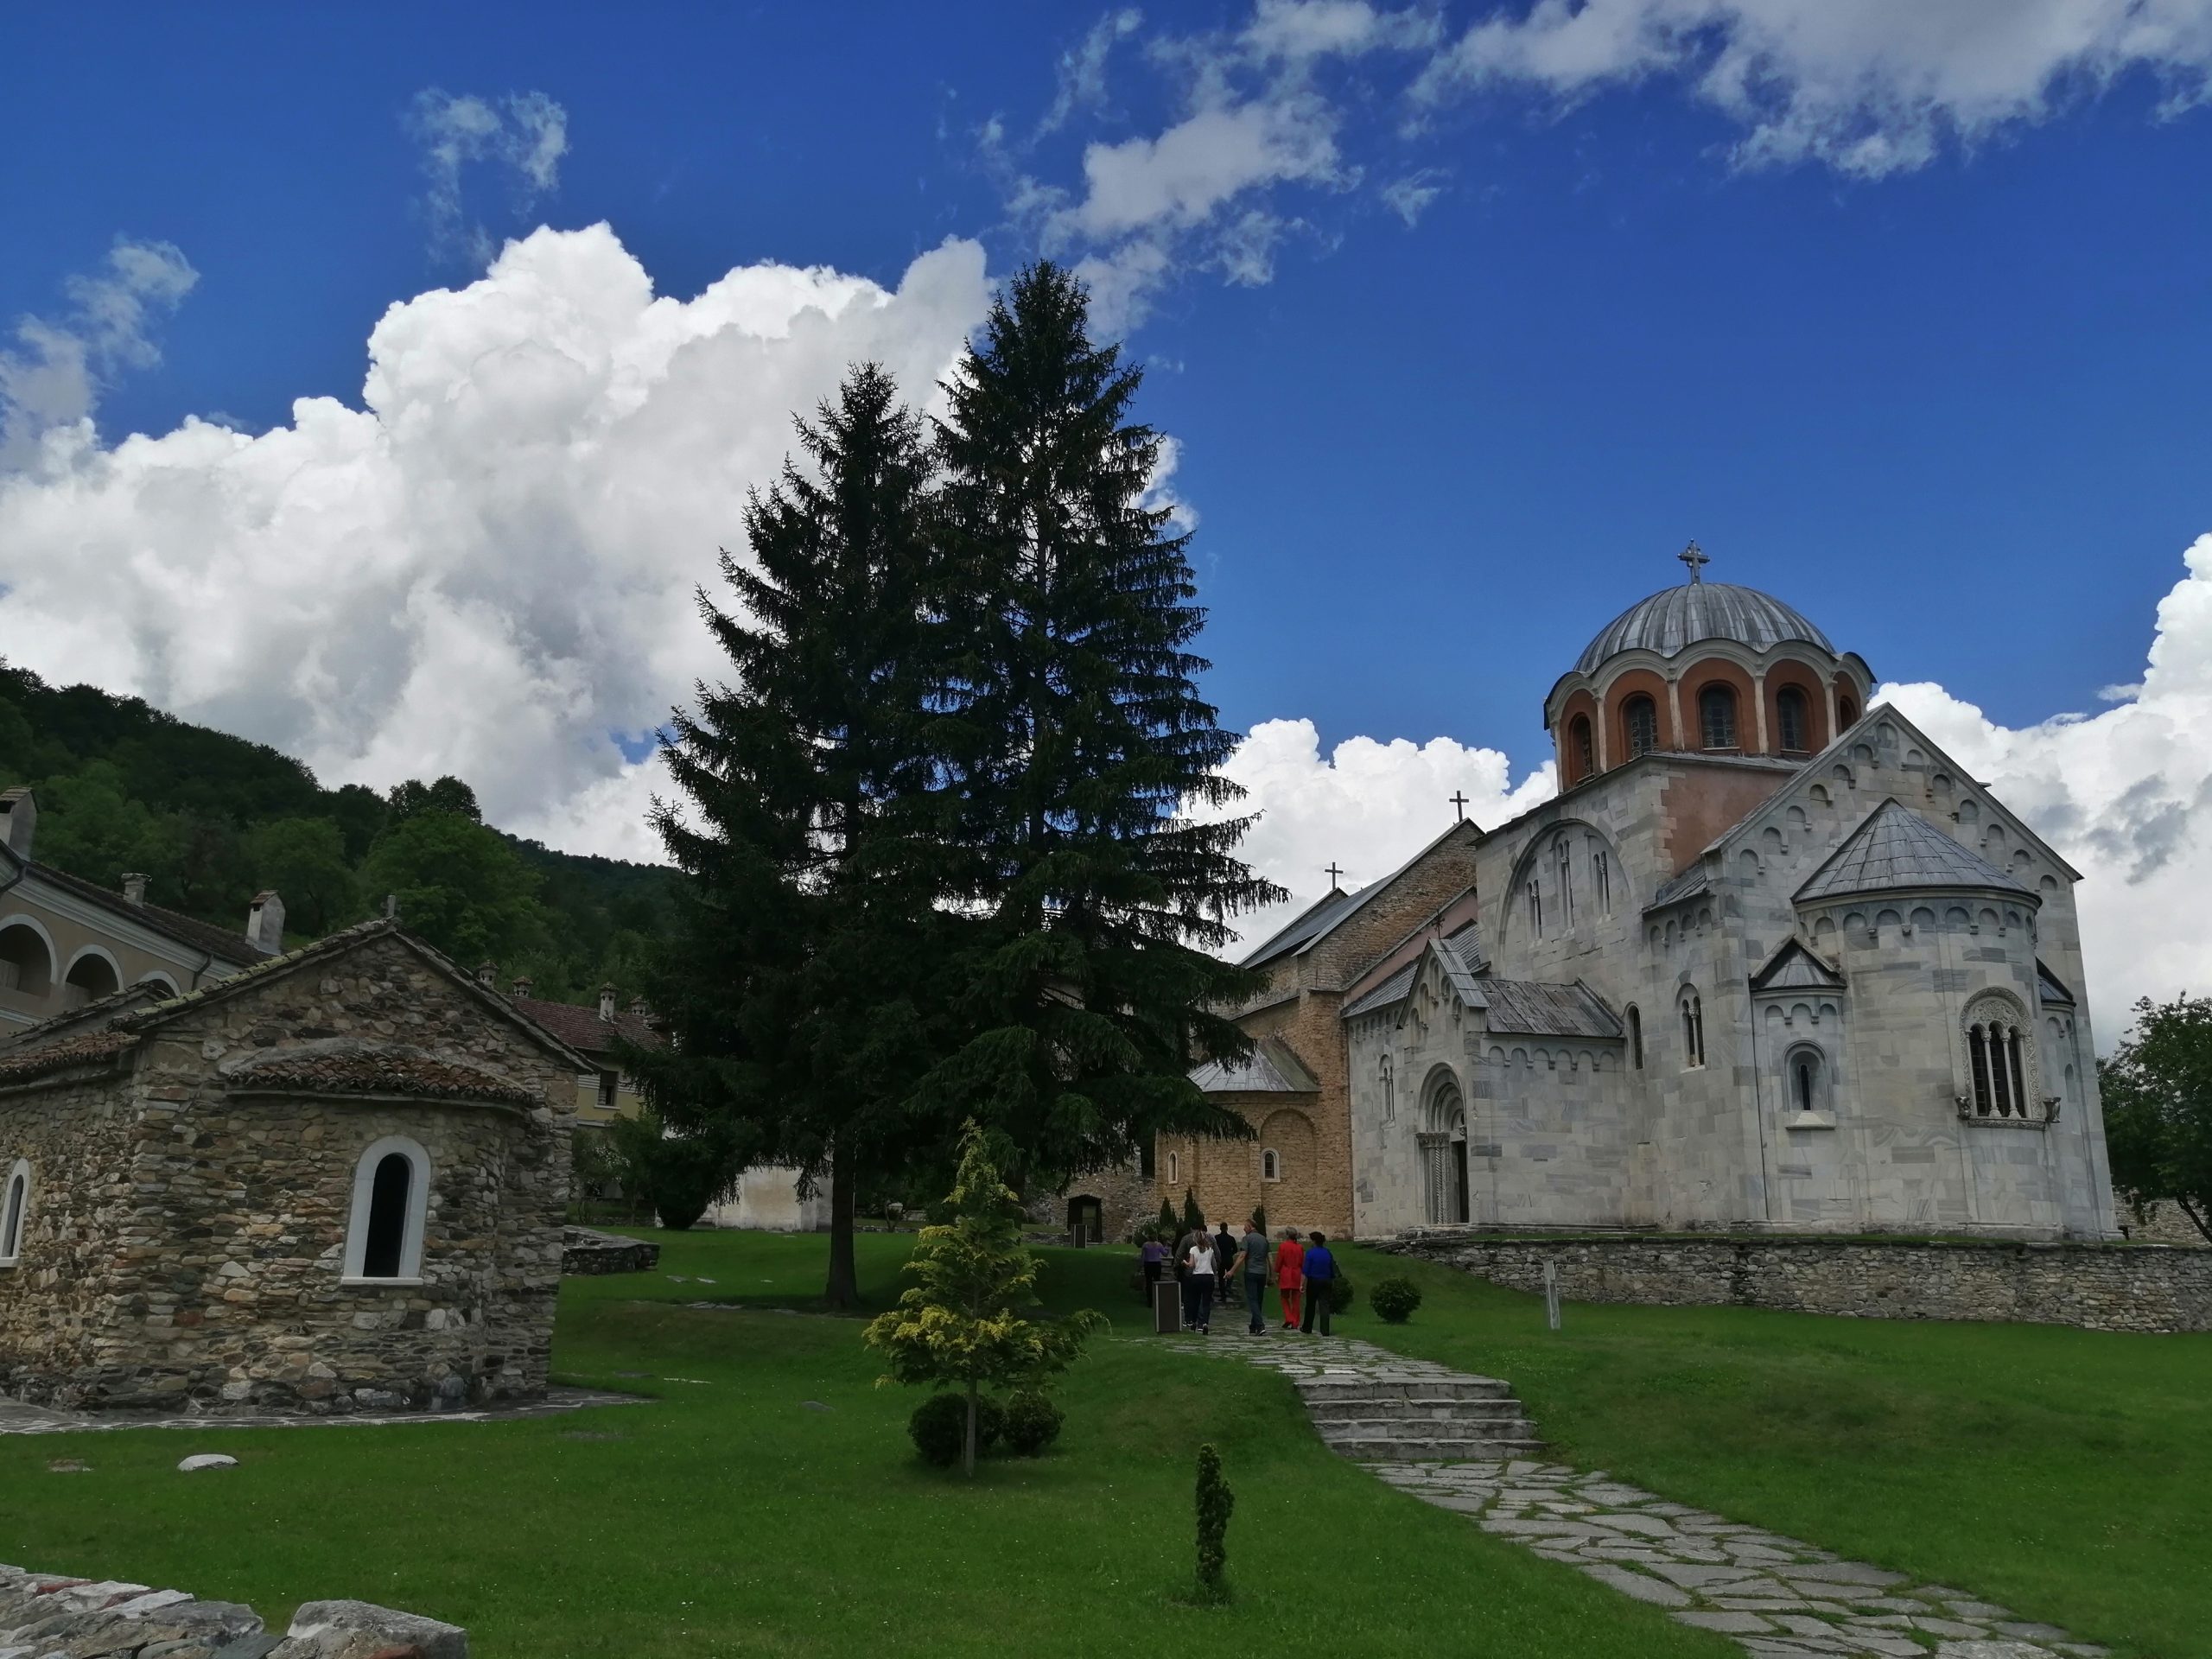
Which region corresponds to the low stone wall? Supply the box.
[1374,1231,2212,1334]
[561,1225,661,1274]
[0,1563,467,1657]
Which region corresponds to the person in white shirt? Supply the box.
[1183,1230,1217,1335]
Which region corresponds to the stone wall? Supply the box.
[561,1225,661,1274]
[0,1563,467,1658]
[1378,1230,2212,1334]
[0,930,573,1412]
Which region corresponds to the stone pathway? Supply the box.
[0,1384,646,1436]
[1173,1335,2108,1659]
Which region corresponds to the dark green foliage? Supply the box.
[1370,1277,1422,1324]
[908,1391,1004,1467]
[914,262,1285,1192]
[2101,995,2212,1243]
[1156,1198,1179,1241]
[1194,1442,1232,1599]
[1001,1389,1064,1456]
[633,365,950,1308]
[604,1109,741,1232]
[359,810,550,967]
[1326,1276,1356,1315]
[1181,1189,1205,1235]
[1250,1205,1266,1234]
[0,661,673,997]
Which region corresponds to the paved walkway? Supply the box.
[1174,1335,2108,1659]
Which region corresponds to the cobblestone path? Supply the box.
[1175,1335,2109,1659]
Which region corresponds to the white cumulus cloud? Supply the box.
[0,224,994,861]
[0,238,198,472]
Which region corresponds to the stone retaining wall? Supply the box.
[0,1563,467,1657]
[561,1226,660,1274]
[1375,1231,2212,1333]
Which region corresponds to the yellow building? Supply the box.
[491,972,657,1127]
[0,787,280,1032]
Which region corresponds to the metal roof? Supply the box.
[1339,960,1416,1021]
[2037,961,2076,1008]
[1647,864,1711,911]
[1239,887,1364,969]
[1478,978,1623,1039]
[1796,800,2034,905]
[1188,1036,1319,1095]
[1573,581,1834,678]
[1750,938,1846,993]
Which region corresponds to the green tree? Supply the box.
[387,775,481,824]
[2101,994,2212,1244]
[359,810,549,966]
[919,262,1284,1194]
[1195,1443,1234,1600]
[863,1121,1103,1475]
[604,1107,742,1231]
[632,365,953,1309]
[245,817,359,938]
[31,761,183,890]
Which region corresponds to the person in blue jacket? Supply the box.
[1298,1231,1337,1335]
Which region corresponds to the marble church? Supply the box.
[1112,549,2119,1245]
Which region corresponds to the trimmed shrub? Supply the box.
[1370,1277,1423,1324]
[1196,1442,1234,1599]
[1001,1389,1065,1456]
[1325,1275,1357,1315]
[909,1391,1004,1467]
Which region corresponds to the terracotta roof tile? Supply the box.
[0,1031,137,1087]
[226,1049,540,1108]
[507,996,663,1058]
[29,862,265,965]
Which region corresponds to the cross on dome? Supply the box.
[1678,541,1709,583]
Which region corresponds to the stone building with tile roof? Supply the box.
[1103,550,2120,1248]
[0,919,585,1412]
[0,788,281,1033]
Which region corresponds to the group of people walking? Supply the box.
[1138,1219,1337,1337]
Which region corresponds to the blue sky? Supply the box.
[6,2,2212,1029]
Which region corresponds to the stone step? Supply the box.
[1300,1407,1530,1433]
[1322,1433,1548,1461]
[1295,1377,1513,1402]
[1309,1411,1532,1437]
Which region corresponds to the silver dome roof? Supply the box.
[1573,582,1834,678]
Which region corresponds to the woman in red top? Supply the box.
[1274,1228,1305,1331]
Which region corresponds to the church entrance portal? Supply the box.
[1419,1073,1471,1225]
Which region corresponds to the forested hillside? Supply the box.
[0,662,676,1006]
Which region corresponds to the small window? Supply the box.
[1838,693,1859,727]
[343,1136,430,1283]
[1787,1046,1825,1116]
[1626,1006,1643,1070]
[1569,715,1594,780]
[1555,838,1574,926]
[1,1160,29,1263]
[1680,990,1706,1069]
[1699,684,1738,751]
[1166,1151,1179,1186]
[1527,880,1542,934]
[1777,687,1809,753]
[598,1071,620,1111]
[1592,845,1611,912]
[1624,695,1659,758]
[1379,1052,1395,1122]
[1262,1149,1281,1182]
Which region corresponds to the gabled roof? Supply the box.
[1339,960,1415,1021]
[1479,978,1623,1040]
[1750,937,1846,993]
[0,918,593,1073]
[508,995,663,1058]
[1646,865,1711,912]
[1240,819,1480,970]
[1339,923,1490,1022]
[1189,1036,1318,1095]
[2037,960,2076,1008]
[1796,799,2034,905]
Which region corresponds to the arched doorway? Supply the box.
[1065,1195,1103,1244]
[1420,1068,1470,1225]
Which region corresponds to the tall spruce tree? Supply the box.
[920,262,1285,1193]
[630,364,950,1306]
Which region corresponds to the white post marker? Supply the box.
[1542,1259,1561,1332]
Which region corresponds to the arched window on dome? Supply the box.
[1777,687,1809,754]
[1838,692,1859,728]
[1624,695,1659,759]
[1568,715,1594,782]
[1699,685,1738,751]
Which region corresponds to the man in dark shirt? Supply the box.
[1299,1230,1338,1336]
[1213,1222,1240,1307]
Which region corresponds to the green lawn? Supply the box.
[0,1230,1733,1659]
[1332,1242,2212,1659]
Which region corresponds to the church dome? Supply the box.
[1573,582,1834,678]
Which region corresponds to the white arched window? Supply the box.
[1783,1045,1827,1117]
[1166,1150,1179,1187]
[1,1159,29,1264]
[342,1136,431,1283]
[1262,1148,1281,1182]
[1963,995,2036,1120]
